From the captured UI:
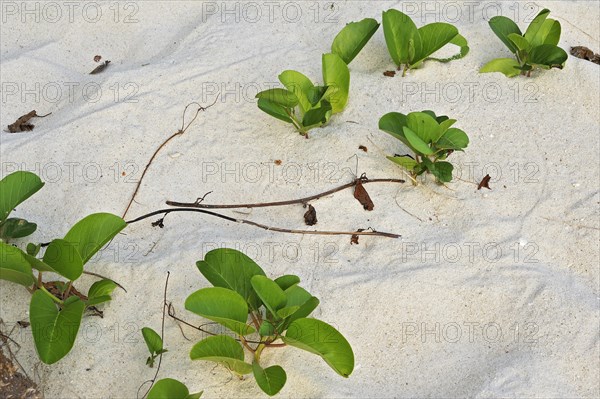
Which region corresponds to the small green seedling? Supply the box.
[480,8,567,77]
[382,9,469,76]
[185,248,354,396]
[256,53,349,137]
[0,171,126,364]
[142,327,168,367]
[379,111,469,183]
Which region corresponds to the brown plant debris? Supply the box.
[478,174,492,190]
[570,46,600,64]
[90,60,111,74]
[383,70,396,77]
[303,204,317,226]
[354,180,374,211]
[7,111,51,133]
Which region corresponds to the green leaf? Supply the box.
[142,327,163,354]
[0,218,37,240]
[488,15,522,54]
[190,335,253,375]
[274,275,300,291]
[0,171,44,224]
[382,9,422,65]
[439,118,457,134]
[30,290,85,364]
[507,33,531,52]
[257,99,293,123]
[480,58,522,77]
[428,161,454,183]
[26,243,40,256]
[415,23,458,62]
[185,287,255,336]
[278,70,314,113]
[436,128,469,150]
[331,18,380,64]
[259,321,275,337]
[42,239,84,281]
[0,242,35,286]
[301,100,332,129]
[529,44,568,68]
[87,279,117,301]
[283,285,319,324]
[524,9,550,44]
[541,20,561,46]
[307,85,328,106]
[147,378,202,399]
[403,126,434,155]
[196,248,266,311]
[63,213,126,265]
[253,363,287,396]
[387,156,418,171]
[378,112,410,147]
[322,53,350,114]
[22,252,56,273]
[283,318,354,377]
[406,112,441,144]
[250,275,287,317]
[255,88,298,108]
[276,306,301,319]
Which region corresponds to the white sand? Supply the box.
[1,1,599,397]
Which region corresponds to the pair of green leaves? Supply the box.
[481,9,567,77]
[0,171,44,241]
[184,248,354,396]
[379,111,469,182]
[382,9,469,74]
[256,53,349,137]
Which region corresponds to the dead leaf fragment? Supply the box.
[350,234,359,245]
[7,110,51,133]
[358,145,368,152]
[383,70,396,77]
[570,46,600,64]
[90,60,111,74]
[354,180,374,211]
[478,174,492,190]
[303,204,317,226]
[94,55,102,62]
[274,160,282,165]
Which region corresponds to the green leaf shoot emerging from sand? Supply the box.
[256,53,349,138]
[0,171,126,364]
[382,9,469,76]
[480,8,567,77]
[142,327,168,368]
[185,248,354,396]
[379,111,469,183]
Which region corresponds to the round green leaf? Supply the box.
[30,290,85,364]
[387,156,418,172]
[253,363,287,396]
[185,287,254,336]
[63,213,126,264]
[407,112,442,144]
[415,22,458,62]
[382,9,422,66]
[428,161,454,183]
[190,335,252,375]
[488,15,522,54]
[331,18,380,64]
[403,126,434,155]
[251,275,287,317]
[147,378,202,399]
[278,70,314,113]
[379,112,410,147]
[196,248,266,311]
[255,88,298,108]
[0,171,44,224]
[42,238,83,281]
[301,100,332,129]
[322,53,349,114]
[274,275,300,291]
[142,327,163,354]
[257,99,293,123]
[480,58,522,77]
[436,128,469,150]
[0,242,35,286]
[283,318,354,377]
[0,218,37,240]
[529,44,568,68]
[87,279,117,300]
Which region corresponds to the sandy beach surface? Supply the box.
[1,1,599,397]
